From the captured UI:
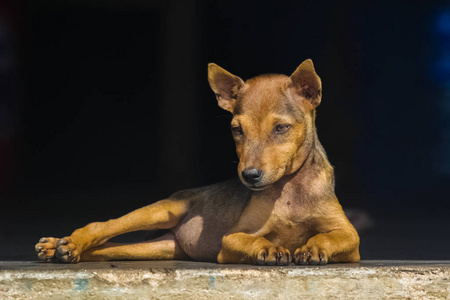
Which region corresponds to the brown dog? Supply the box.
[35,59,360,265]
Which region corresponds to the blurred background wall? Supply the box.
[0,0,449,260]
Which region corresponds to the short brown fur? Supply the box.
[36,59,360,265]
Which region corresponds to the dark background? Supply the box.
[0,0,449,260]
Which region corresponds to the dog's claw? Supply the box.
[319,253,327,265]
[255,246,291,266]
[294,245,328,265]
[256,250,267,265]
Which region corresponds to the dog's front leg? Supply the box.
[294,228,360,265]
[218,232,291,265]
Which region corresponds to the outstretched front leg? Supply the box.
[35,198,190,263]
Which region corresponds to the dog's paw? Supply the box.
[55,237,81,263]
[35,237,59,263]
[294,245,328,265]
[255,246,291,266]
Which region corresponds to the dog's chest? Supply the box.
[272,191,314,222]
[264,197,318,251]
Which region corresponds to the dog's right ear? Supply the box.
[289,59,322,109]
[208,63,244,113]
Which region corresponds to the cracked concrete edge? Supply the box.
[0,262,449,299]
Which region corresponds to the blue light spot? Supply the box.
[436,9,450,35]
[432,6,450,177]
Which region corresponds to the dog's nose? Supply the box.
[241,168,263,185]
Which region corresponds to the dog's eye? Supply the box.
[275,124,291,134]
[231,125,243,135]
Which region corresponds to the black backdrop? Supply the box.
[1,0,449,260]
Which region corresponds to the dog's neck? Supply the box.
[260,127,335,203]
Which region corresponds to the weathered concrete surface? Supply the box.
[0,260,449,299]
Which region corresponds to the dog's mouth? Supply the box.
[249,186,270,191]
[244,183,271,191]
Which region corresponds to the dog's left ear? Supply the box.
[208,63,244,113]
[289,59,322,108]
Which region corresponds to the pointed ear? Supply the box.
[289,59,322,108]
[208,63,244,113]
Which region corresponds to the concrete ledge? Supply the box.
[1,261,449,299]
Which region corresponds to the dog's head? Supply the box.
[208,59,322,190]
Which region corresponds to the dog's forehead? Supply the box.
[235,74,304,120]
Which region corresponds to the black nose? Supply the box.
[241,168,263,185]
